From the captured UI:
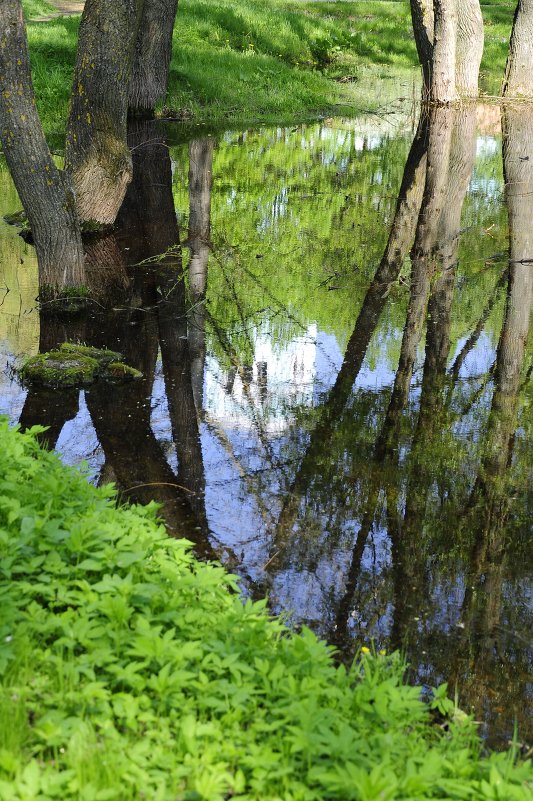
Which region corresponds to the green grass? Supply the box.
[22,0,515,139]
[23,0,56,19]
[0,420,531,800]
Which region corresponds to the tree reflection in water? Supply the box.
[16,110,532,748]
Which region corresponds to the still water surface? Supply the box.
[0,103,531,749]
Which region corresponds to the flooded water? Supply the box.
[0,103,531,750]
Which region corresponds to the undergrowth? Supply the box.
[0,421,531,800]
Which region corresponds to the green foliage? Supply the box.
[0,421,531,799]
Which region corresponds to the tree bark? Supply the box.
[410,0,434,97]
[65,0,144,224]
[0,1,85,300]
[129,0,179,116]
[455,0,484,97]
[430,0,458,103]
[502,0,533,97]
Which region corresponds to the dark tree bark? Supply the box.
[502,0,533,97]
[84,233,131,307]
[65,0,144,224]
[456,0,484,97]
[117,120,212,553]
[129,0,179,116]
[410,0,434,96]
[0,1,85,300]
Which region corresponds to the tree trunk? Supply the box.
[455,0,484,97]
[188,138,214,411]
[0,1,85,300]
[431,0,458,103]
[271,113,429,552]
[379,107,454,454]
[502,0,533,97]
[480,106,533,480]
[188,138,214,301]
[129,0,179,116]
[410,0,434,98]
[65,0,144,224]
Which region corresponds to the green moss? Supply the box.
[60,342,123,365]
[99,361,143,382]
[17,345,142,388]
[18,350,99,388]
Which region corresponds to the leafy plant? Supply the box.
[0,421,530,800]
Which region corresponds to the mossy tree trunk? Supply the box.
[502,0,533,96]
[65,0,144,225]
[0,1,85,301]
[129,0,179,116]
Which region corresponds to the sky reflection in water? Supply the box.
[0,105,531,750]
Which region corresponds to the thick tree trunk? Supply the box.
[65,0,144,224]
[502,0,533,97]
[129,0,179,116]
[410,0,434,97]
[431,0,458,103]
[455,0,484,97]
[0,1,85,300]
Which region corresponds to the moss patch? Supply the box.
[17,344,142,388]
[18,351,99,388]
[99,361,143,383]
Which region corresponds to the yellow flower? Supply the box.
[361,646,370,655]
[379,649,387,656]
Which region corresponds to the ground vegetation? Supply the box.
[0,421,531,800]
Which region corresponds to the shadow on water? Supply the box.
[1,106,531,749]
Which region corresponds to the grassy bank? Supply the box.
[24,0,514,138]
[0,420,531,800]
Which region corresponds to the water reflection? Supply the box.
[1,108,531,749]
